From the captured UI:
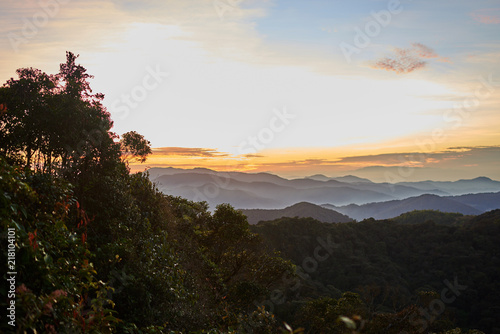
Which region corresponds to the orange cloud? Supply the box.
[243,154,265,158]
[471,9,500,24]
[411,43,438,59]
[371,43,449,74]
[152,147,229,157]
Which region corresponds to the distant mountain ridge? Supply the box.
[451,192,500,212]
[240,202,352,225]
[322,192,500,220]
[149,167,500,210]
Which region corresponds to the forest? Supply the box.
[1,53,497,333]
[251,211,500,333]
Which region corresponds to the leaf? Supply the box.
[339,316,356,330]
[20,206,28,218]
[44,254,53,265]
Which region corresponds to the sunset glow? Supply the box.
[1,0,499,181]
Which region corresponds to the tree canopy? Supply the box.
[120,130,152,163]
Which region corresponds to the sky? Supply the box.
[1,0,499,181]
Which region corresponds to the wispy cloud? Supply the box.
[471,8,500,24]
[371,43,448,74]
[411,42,438,58]
[152,147,229,157]
[254,158,336,168]
[243,153,265,158]
[338,146,500,168]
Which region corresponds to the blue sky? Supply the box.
[0,0,499,180]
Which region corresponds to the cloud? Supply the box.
[243,158,341,171]
[243,154,265,158]
[411,43,438,59]
[338,146,500,168]
[371,43,447,74]
[152,147,229,157]
[471,9,500,24]
[337,152,440,166]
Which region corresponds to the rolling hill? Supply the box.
[240,202,352,225]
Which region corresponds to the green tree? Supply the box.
[0,51,115,176]
[120,130,152,163]
[0,67,57,170]
[295,293,367,334]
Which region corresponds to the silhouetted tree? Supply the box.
[120,130,152,163]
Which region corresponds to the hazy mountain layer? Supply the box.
[323,192,500,220]
[150,167,500,210]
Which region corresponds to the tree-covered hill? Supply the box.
[251,211,500,333]
[241,202,353,225]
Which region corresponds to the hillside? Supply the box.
[251,210,500,334]
[450,191,500,212]
[390,210,468,225]
[240,202,352,224]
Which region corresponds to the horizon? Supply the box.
[141,165,500,183]
[1,0,499,182]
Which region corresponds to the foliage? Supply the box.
[391,210,468,226]
[0,157,118,333]
[120,130,152,163]
[252,214,499,333]
[294,293,368,334]
[0,52,114,175]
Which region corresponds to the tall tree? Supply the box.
[120,130,152,163]
[0,51,116,175]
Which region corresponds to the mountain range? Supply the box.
[240,191,500,223]
[323,191,500,220]
[149,167,500,211]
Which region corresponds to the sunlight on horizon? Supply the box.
[0,0,499,181]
